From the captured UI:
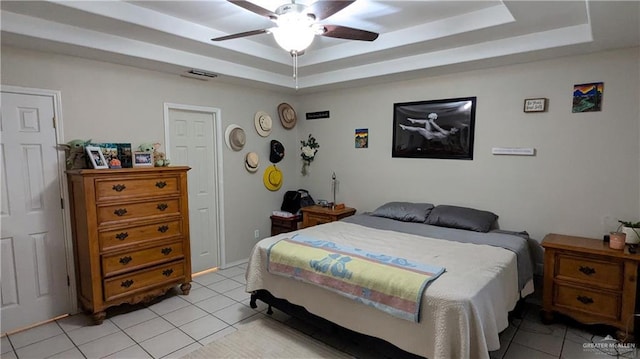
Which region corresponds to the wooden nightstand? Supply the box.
[541,233,640,340]
[271,215,301,236]
[301,205,356,228]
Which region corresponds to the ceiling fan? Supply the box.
[211,0,379,54]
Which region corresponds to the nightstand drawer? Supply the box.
[554,284,620,320]
[556,254,623,290]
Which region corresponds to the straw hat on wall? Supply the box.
[225,124,246,151]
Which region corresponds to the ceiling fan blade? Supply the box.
[307,1,355,20]
[320,25,379,41]
[211,29,268,41]
[228,0,276,19]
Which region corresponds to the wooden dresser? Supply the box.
[542,233,639,339]
[301,205,356,228]
[67,167,192,324]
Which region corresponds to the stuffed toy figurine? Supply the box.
[153,143,170,167]
[137,143,155,153]
[58,139,91,169]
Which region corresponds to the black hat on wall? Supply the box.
[270,140,284,164]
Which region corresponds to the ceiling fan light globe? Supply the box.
[272,12,315,52]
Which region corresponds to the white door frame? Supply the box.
[163,103,226,268]
[1,84,77,314]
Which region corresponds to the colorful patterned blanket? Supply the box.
[267,234,445,322]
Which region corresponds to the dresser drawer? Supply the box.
[99,219,182,251]
[554,284,620,320]
[102,241,184,277]
[95,177,180,202]
[97,198,180,225]
[103,261,185,301]
[556,254,623,290]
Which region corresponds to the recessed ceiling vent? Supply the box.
[181,69,218,81]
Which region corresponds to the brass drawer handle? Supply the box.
[576,295,594,305]
[121,279,134,288]
[119,256,132,265]
[579,266,596,276]
[158,225,169,233]
[112,184,126,192]
[114,208,128,216]
[155,181,167,189]
[115,232,129,241]
[161,247,172,255]
[157,203,168,211]
[162,269,174,277]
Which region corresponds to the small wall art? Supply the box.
[355,128,368,148]
[393,97,476,160]
[572,82,603,113]
[523,98,547,113]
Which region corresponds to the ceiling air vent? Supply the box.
[181,69,218,81]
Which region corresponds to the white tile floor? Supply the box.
[1,263,635,359]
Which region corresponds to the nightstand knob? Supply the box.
[157,225,169,233]
[119,256,132,265]
[578,266,596,276]
[576,295,594,305]
[112,184,126,192]
[121,279,134,288]
[162,269,174,277]
[157,203,168,211]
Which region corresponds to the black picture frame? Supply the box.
[392,97,476,160]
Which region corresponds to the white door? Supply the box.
[1,91,71,333]
[165,105,222,272]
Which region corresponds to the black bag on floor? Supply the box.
[281,189,315,214]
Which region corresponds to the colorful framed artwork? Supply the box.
[90,143,133,168]
[392,97,476,160]
[85,146,108,169]
[572,82,603,113]
[133,152,154,167]
[524,98,547,113]
[355,128,368,148]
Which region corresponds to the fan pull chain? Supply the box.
[292,51,299,90]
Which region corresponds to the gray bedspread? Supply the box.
[342,214,534,292]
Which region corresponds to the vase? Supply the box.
[609,232,626,250]
[622,226,640,244]
[301,161,310,176]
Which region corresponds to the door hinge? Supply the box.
[53,117,56,129]
[67,275,70,286]
[60,198,64,209]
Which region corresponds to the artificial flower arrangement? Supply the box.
[300,134,320,176]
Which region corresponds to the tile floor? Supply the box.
[1,263,635,359]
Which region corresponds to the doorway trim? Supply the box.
[1,84,77,314]
[163,103,226,268]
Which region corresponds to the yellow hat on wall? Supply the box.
[263,165,283,191]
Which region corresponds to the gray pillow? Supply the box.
[371,202,434,223]
[425,205,498,232]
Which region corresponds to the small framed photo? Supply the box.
[133,151,154,167]
[86,146,109,169]
[524,98,547,113]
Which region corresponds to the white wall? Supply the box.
[0,46,299,266]
[3,46,639,270]
[295,48,640,268]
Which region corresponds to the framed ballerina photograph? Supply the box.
[392,97,476,160]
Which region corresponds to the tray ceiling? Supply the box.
[1,1,638,93]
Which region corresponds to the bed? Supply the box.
[246,203,535,359]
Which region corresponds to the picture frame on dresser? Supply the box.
[133,151,154,167]
[85,146,108,169]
